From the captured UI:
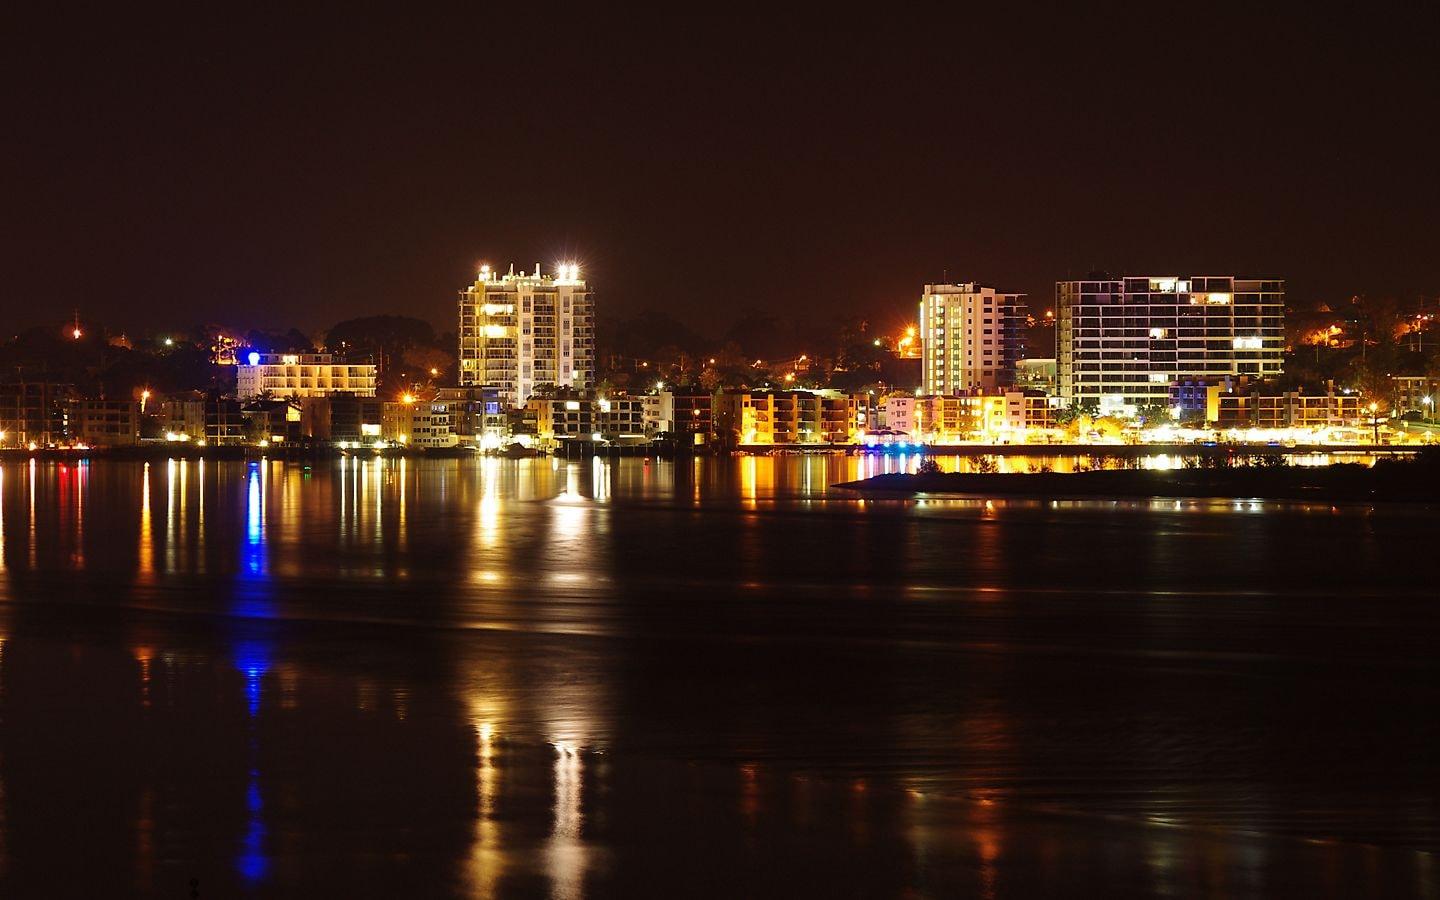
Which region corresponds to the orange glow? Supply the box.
[402,393,416,404]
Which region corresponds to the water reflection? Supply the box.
[0,457,1432,897]
[547,743,586,900]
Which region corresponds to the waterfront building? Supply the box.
[714,390,860,445]
[236,352,376,399]
[161,395,247,445]
[381,399,457,448]
[1169,379,1230,423]
[920,283,1027,395]
[1056,275,1285,410]
[885,391,1057,442]
[435,386,508,449]
[66,399,140,446]
[0,382,75,447]
[1255,392,1362,429]
[242,399,302,444]
[644,390,714,445]
[458,263,595,409]
[595,394,646,441]
[526,391,594,446]
[299,393,384,444]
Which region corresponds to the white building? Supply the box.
[237,352,376,399]
[1057,276,1285,408]
[920,283,1026,395]
[458,263,595,409]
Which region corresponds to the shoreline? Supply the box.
[835,462,1440,503]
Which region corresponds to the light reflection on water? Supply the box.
[0,456,1434,897]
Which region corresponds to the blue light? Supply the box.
[246,351,260,366]
[237,766,269,882]
[246,468,263,575]
[898,440,908,449]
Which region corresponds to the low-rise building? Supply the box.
[67,399,140,446]
[381,400,457,448]
[0,382,75,447]
[715,390,860,445]
[1393,376,1440,416]
[646,390,714,446]
[1255,392,1361,429]
[595,394,646,441]
[299,393,384,444]
[160,394,247,445]
[242,399,302,444]
[435,386,508,448]
[237,352,377,399]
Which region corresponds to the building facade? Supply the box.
[67,399,140,446]
[920,283,1027,395]
[299,393,384,444]
[381,400,457,448]
[1057,276,1284,408]
[237,353,376,399]
[1393,376,1440,416]
[0,382,74,446]
[714,390,860,445]
[458,263,595,408]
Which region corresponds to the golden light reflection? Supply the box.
[546,741,587,900]
[165,458,177,574]
[465,720,505,898]
[138,462,154,580]
[27,459,36,570]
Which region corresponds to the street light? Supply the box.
[1369,401,1380,446]
[1423,395,1434,425]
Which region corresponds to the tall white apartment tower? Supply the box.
[920,283,1027,395]
[457,262,595,408]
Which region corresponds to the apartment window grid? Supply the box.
[1057,277,1284,405]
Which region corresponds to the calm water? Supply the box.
[0,456,1436,898]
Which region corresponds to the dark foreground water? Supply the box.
[0,456,1436,898]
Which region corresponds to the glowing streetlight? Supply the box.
[402,393,416,404]
[72,327,82,340]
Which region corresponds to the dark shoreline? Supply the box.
[836,461,1440,503]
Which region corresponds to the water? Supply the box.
[0,456,1436,898]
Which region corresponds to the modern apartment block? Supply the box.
[920,283,1027,395]
[236,353,376,399]
[381,400,458,448]
[0,382,74,446]
[67,399,141,446]
[714,390,860,445]
[1056,275,1284,408]
[458,263,595,408]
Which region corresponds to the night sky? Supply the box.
[4,7,1437,339]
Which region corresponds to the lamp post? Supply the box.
[1424,395,1433,426]
[1369,401,1380,446]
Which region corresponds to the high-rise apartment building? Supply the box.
[1056,276,1284,408]
[919,283,1027,395]
[458,263,595,408]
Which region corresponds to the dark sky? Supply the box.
[3,7,1437,340]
